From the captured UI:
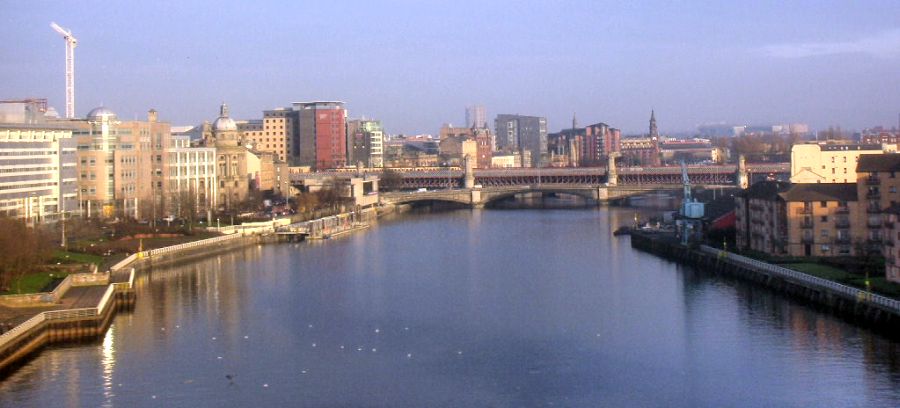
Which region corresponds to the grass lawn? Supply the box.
[0,271,70,295]
[53,250,104,265]
[786,263,900,300]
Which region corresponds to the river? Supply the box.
[1,207,899,407]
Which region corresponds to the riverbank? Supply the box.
[630,231,900,335]
[0,208,381,377]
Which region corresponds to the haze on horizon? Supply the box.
[2,0,899,135]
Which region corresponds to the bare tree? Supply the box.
[380,168,404,191]
[173,187,199,231]
[0,217,52,293]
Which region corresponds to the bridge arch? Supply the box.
[480,187,598,206]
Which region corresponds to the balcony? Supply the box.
[835,206,850,214]
[868,219,883,228]
[885,221,895,229]
[795,208,813,215]
[835,219,851,228]
[799,220,814,229]
[801,235,815,244]
[867,190,881,199]
[867,237,883,244]
[865,176,881,185]
[834,236,851,244]
[867,206,882,214]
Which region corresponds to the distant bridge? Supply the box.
[291,163,790,190]
[379,184,718,208]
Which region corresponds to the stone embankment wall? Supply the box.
[0,274,135,377]
[630,232,900,334]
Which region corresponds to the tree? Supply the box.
[293,191,320,219]
[173,187,199,232]
[0,217,52,292]
[380,168,404,191]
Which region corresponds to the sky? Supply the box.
[2,0,900,135]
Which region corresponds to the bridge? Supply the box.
[379,183,709,208]
[291,162,790,190]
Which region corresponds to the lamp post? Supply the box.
[217,217,220,229]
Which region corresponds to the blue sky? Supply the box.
[2,0,900,135]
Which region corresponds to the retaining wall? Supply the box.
[0,273,135,377]
[630,232,900,334]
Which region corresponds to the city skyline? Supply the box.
[3,1,900,134]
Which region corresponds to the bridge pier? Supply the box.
[470,188,483,207]
[596,186,609,201]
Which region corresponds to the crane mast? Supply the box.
[50,22,77,119]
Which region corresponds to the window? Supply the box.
[820,201,827,207]
[821,215,828,222]
[820,229,829,238]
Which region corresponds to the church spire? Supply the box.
[649,109,658,139]
[572,112,578,131]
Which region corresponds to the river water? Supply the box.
[2,207,899,407]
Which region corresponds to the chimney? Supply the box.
[148,109,158,122]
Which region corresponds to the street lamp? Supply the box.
[217,217,220,229]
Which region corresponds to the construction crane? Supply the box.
[50,22,77,119]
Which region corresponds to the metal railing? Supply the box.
[700,245,900,314]
[0,270,135,349]
[146,233,244,257]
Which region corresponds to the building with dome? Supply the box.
[68,107,167,219]
[202,103,250,211]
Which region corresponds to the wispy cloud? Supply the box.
[761,29,900,58]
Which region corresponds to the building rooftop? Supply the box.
[856,153,900,173]
[778,183,857,202]
[737,180,791,199]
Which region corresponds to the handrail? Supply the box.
[95,284,117,313]
[0,313,46,347]
[700,245,900,313]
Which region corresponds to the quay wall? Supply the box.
[0,274,135,377]
[0,211,378,377]
[630,232,900,334]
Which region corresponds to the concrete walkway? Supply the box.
[0,285,109,330]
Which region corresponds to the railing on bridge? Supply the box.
[290,163,790,189]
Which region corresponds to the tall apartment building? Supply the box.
[790,142,884,184]
[465,105,487,129]
[347,119,384,168]
[0,123,77,223]
[735,181,861,257]
[294,101,347,170]
[494,114,547,167]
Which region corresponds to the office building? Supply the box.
[494,114,547,167]
[294,101,347,170]
[0,122,77,223]
[347,119,384,168]
[70,107,163,219]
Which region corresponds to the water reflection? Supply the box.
[0,208,898,407]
